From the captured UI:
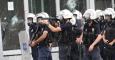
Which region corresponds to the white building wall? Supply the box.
[0,18,4,60]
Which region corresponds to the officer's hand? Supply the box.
[103,39,109,44]
[109,40,115,46]
[43,20,49,25]
[76,37,83,44]
[30,40,38,47]
[39,20,49,25]
[88,44,94,52]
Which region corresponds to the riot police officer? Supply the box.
[27,13,39,60]
[39,9,75,60]
[83,9,103,60]
[103,27,115,60]
[101,8,115,60]
[95,10,106,59]
[70,10,84,60]
[30,12,52,60]
[87,8,115,60]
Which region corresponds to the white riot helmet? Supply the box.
[112,11,115,19]
[36,13,46,18]
[36,12,49,22]
[72,10,82,19]
[70,16,76,25]
[27,13,36,23]
[96,10,104,18]
[57,9,73,19]
[57,9,76,25]
[83,9,97,20]
[41,12,49,18]
[36,12,49,18]
[104,9,113,20]
[105,8,115,18]
[27,13,35,18]
[104,9,113,16]
[106,8,114,12]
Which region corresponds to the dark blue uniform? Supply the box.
[97,19,106,60]
[83,20,103,60]
[58,22,73,60]
[102,20,115,60]
[70,19,84,60]
[29,23,39,60]
[38,26,52,60]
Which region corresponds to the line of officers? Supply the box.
[27,8,115,60]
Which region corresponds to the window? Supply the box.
[0,0,25,51]
[28,0,56,17]
[95,0,112,10]
[60,0,86,13]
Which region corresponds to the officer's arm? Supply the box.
[79,32,83,41]
[79,32,83,44]
[102,31,111,44]
[89,34,103,51]
[109,39,115,46]
[35,31,48,44]
[91,34,103,46]
[47,23,62,32]
[90,24,103,46]
[80,32,83,39]
[40,20,62,32]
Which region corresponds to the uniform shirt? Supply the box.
[59,22,73,44]
[38,26,49,47]
[83,21,100,46]
[29,23,38,41]
[104,28,115,53]
[104,20,115,42]
[105,20,115,29]
[105,28,115,42]
[75,19,84,30]
[99,20,106,32]
[73,19,84,37]
[99,20,115,53]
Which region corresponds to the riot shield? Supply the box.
[18,30,32,60]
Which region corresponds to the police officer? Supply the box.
[30,12,52,60]
[87,8,115,60]
[101,9,115,60]
[83,9,103,60]
[40,9,75,60]
[95,10,106,59]
[27,13,39,60]
[103,27,115,60]
[70,10,84,60]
